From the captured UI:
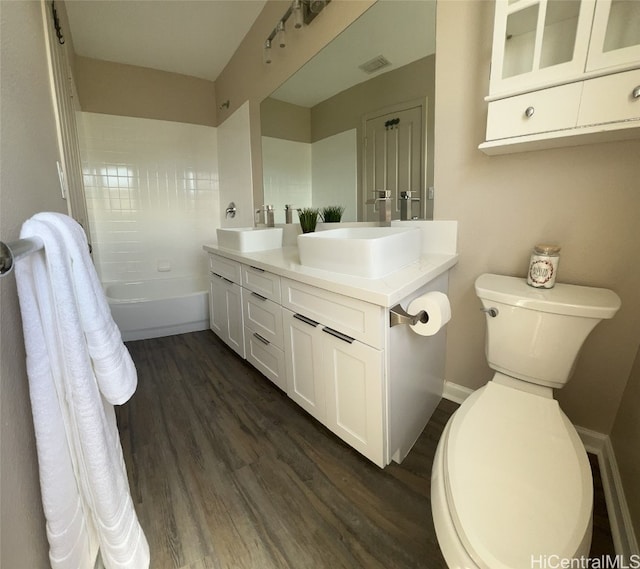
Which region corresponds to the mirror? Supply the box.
[260,0,436,224]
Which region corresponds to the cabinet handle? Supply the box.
[249,265,265,272]
[222,277,233,284]
[293,313,319,327]
[524,106,535,118]
[632,86,640,100]
[322,326,355,344]
[251,291,268,301]
[253,332,270,345]
[211,271,223,279]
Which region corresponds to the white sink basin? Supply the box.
[216,227,283,252]
[297,227,422,278]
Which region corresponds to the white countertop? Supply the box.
[202,243,458,307]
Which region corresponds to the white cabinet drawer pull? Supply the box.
[251,291,268,301]
[293,313,319,327]
[253,332,270,345]
[524,106,535,118]
[632,86,640,100]
[322,326,355,344]
[249,265,265,272]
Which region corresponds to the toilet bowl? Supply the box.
[432,274,621,569]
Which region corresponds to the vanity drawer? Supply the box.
[578,69,640,127]
[209,254,241,285]
[486,82,583,140]
[241,264,281,303]
[244,327,286,391]
[281,278,384,349]
[242,290,284,349]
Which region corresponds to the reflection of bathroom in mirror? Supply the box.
[260,0,436,224]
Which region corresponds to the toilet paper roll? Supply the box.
[407,291,451,336]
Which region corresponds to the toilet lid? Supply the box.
[444,382,592,569]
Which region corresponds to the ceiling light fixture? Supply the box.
[263,39,272,64]
[276,20,286,48]
[263,0,331,64]
[292,0,303,29]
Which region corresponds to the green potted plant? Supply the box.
[297,208,319,233]
[320,205,345,223]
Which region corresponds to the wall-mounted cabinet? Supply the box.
[481,0,640,154]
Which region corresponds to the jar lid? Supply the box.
[534,244,561,255]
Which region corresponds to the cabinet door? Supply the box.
[283,309,325,422]
[209,276,226,337]
[586,0,640,72]
[323,329,384,467]
[489,0,596,97]
[209,275,244,358]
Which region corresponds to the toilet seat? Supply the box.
[442,381,592,569]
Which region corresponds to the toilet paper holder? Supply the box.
[389,304,429,327]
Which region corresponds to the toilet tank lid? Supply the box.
[475,273,621,318]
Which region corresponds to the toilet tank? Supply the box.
[475,274,621,389]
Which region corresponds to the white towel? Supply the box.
[15,212,150,569]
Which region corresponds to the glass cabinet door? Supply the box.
[490,0,596,96]
[586,0,640,71]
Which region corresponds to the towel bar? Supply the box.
[0,237,44,276]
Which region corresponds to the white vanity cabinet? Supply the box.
[281,278,385,466]
[209,255,244,357]
[205,236,455,469]
[481,0,640,154]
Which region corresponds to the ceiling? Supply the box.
[65,0,268,82]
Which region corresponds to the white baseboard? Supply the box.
[442,380,474,404]
[442,380,638,559]
[596,437,639,559]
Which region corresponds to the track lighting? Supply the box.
[292,0,303,29]
[263,39,272,64]
[276,20,286,48]
[263,0,331,64]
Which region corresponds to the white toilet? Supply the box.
[431,273,621,569]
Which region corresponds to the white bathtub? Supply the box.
[104,276,209,342]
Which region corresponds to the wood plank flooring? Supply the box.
[117,330,614,569]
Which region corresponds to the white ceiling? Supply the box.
[65,0,268,82]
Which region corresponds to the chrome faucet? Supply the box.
[256,204,275,227]
[399,191,420,221]
[284,204,296,224]
[366,190,392,223]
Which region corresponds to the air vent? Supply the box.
[358,55,391,74]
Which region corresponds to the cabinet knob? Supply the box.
[632,86,640,100]
[524,106,535,118]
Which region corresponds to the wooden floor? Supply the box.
[117,330,614,569]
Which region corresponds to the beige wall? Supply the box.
[434,1,640,435]
[0,1,69,566]
[311,55,435,143]
[261,97,311,142]
[74,56,217,126]
[611,347,640,541]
